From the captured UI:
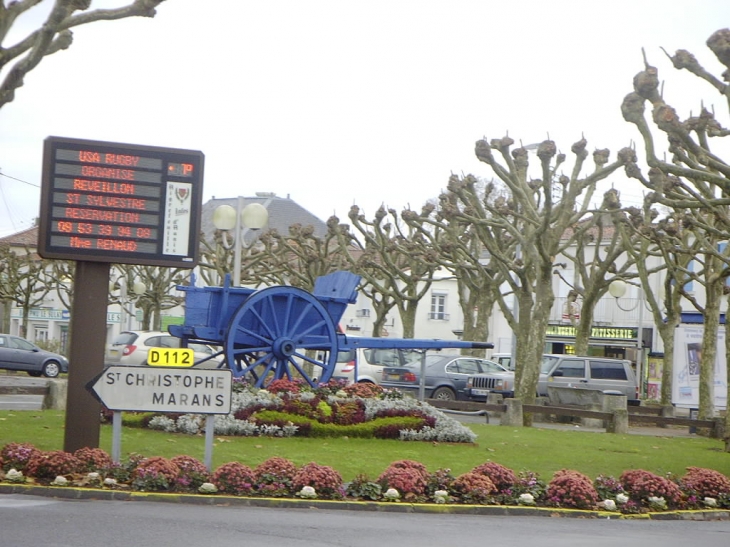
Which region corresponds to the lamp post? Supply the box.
[213,197,269,286]
[609,279,646,398]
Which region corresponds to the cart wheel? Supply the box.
[224,286,339,388]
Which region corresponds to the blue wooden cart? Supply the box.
[169,271,492,387]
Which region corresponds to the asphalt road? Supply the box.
[1,494,729,547]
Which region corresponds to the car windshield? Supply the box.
[482,360,507,373]
[540,355,561,373]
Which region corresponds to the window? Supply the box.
[590,360,628,380]
[429,293,448,320]
[451,359,482,375]
[554,359,586,378]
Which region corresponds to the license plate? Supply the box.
[384,374,401,381]
[471,389,490,396]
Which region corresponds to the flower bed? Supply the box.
[2,442,729,513]
[118,379,478,444]
[2,380,729,513]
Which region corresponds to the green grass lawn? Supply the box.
[1,409,728,481]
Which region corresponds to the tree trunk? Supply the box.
[699,280,722,420]
[657,322,675,406]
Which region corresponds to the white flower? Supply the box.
[198,482,218,494]
[703,497,717,507]
[615,493,629,504]
[103,477,117,487]
[5,468,25,483]
[433,490,449,504]
[518,493,535,506]
[602,499,617,511]
[297,486,317,499]
[384,488,401,501]
[87,472,101,482]
[648,496,667,510]
[51,476,68,486]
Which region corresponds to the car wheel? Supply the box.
[42,361,61,378]
[431,386,456,401]
[27,371,42,377]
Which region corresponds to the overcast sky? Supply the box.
[0,0,727,237]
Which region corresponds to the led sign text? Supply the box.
[38,137,204,268]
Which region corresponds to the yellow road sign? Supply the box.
[147,347,195,367]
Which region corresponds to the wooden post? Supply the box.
[63,261,110,452]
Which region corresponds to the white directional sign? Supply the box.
[87,366,232,414]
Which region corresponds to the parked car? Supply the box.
[488,352,515,371]
[467,354,639,404]
[0,333,69,378]
[380,355,508,401]
[105,331,224,368]
[332,346,423,384]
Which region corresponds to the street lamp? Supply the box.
[609,278,646,397]
[213,197,269,286]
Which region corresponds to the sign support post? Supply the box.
[37,136,204,454]
[63,261,110,452]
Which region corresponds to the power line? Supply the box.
[0,169,39,187]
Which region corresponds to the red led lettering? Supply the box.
[70,236,92,248]
[78,150,100,163]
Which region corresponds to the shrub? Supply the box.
[171,455,210,492]
[292,462,344,499]
[472,462,517,492]
[343,382,384,399]
[25,450,82,480]
[330,399,367,425]
[372,417,430,439]
[267,378,306,395]
[510,470,547,504]
[254,457,298,497]
[377,460,430,498]
[0,442,41,472]
[132,456,180,491]
[450,472,496,504]
[346,473,382,500]
[620,469,683,509]
[73,447,112,472]
[426,468,456,498]
[546,469,599,509]
[593,474,626,501]
[211,462,256,495]
[680,467,730,502]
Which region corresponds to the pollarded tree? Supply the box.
[621,29,730,434]
[556,191,643,356]
[129,265,187,331]
[330,206,439,339]
[611,202,697,408]
[0,244,51,337]
[0,0,167,108]
[401,201,502,357]
[439,137,631,424]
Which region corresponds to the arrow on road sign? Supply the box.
[86,365,232,414]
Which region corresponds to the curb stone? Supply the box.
[1,484,729,520]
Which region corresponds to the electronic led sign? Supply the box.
[38,136,204,268]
